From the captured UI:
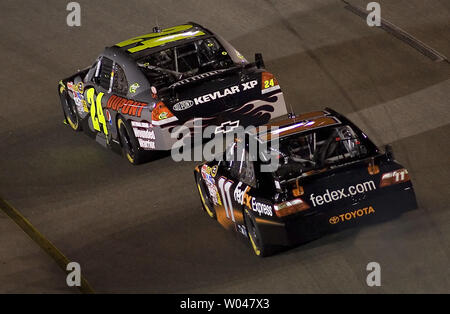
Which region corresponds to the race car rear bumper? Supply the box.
[258,183,418,247]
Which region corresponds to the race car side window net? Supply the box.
[94,57,114,91]
[239,150,257,188]
[112,63,128,96]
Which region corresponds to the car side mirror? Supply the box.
[255,53,265,69]
[385,145,395,161]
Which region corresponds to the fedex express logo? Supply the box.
[217,179,272,223]
[234,182,273,217]
[193,80,258,105]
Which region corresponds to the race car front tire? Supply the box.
[196,173,217,219]
[117,117,145,165]
[60,90,81,131]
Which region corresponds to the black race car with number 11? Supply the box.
[194,108,418,256]
[58,22,287,164]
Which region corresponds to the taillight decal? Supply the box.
[261,72,281,95]
[380,169,410,187]
[151,101,178,125]
[274,198,310,217]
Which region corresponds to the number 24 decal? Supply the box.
[264,79,275,89]
[86,88,108,135]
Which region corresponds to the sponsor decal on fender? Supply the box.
[133,129,155,140]
[138,139,155,149]
[251,198,273,217]
[234,182,273,217]
[129,83,140,94]
[201,165,218,178]
[105,110,112,125]
[67,81,88,114]
[107,95,148,118]
[131,121,156,149]
[201,165,222,206]
[329,206,376,225]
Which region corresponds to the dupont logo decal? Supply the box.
[106,95,148,118]
[329,206,376,225]
[173,100,194,111]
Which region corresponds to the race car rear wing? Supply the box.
[161,53,266,94]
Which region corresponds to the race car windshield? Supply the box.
[271,125,370,178]
[138,37,234,88]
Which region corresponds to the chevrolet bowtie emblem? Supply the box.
[214,120,240,134]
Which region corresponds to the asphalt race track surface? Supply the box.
[0,0,449,293]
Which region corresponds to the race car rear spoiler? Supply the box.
[162,53,266,94]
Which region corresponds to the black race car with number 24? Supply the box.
[194,109,418,256]
[58,23,287,164]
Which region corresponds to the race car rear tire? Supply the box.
[244,209,276,257]
[60,89,81,131]
[196,173,217,219]
[117,117,145,165]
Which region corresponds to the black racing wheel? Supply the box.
[244,209,276,257]
[60,89,81,131]
[117,117,145,165]
[195,173,217,219]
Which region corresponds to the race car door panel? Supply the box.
[78,56,117,144]
[215,144,255,235]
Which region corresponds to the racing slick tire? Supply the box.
[60,89,82,132]
[195,173,217,219]
[244,208,277,257]
[117,117,146,165]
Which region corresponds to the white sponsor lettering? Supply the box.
[309,181,377,207]
[194,80,257,105]
[138,138,155,149]
[251,198,273,217]
[131,121,151,128]
[133,128,155,140]
[234,182,250,205]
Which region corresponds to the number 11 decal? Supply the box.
[218,177,235,222]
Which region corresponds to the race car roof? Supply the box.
[254,110,343,141]
[113,23,212,59]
